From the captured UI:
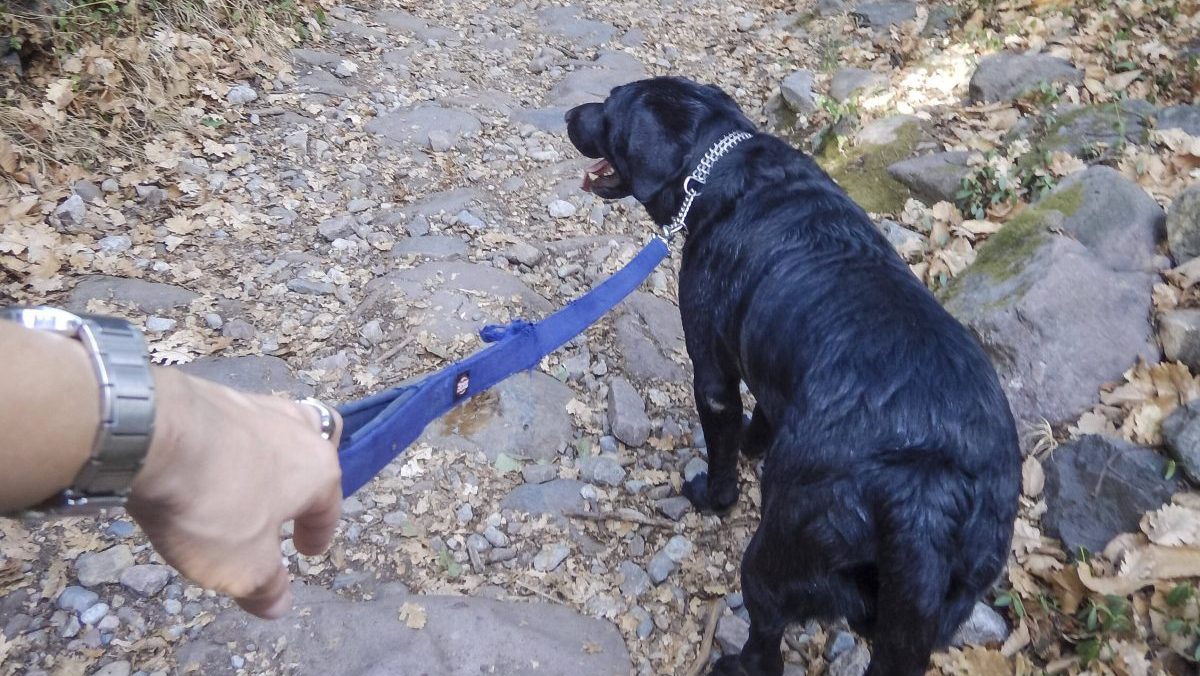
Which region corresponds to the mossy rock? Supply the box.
[818,116,928,214]
[1037,100,1155,159]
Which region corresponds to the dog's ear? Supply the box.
[617,106,690,205]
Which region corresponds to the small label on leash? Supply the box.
[454,372,470,400]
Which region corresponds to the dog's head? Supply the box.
[565,77,754,221]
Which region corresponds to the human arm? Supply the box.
[0,320,343,618]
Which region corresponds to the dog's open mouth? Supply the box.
[582,159,620,193]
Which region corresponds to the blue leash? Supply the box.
[335,237,670,496]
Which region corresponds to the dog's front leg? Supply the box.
[683,364,742,513]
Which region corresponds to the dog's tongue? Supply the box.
[582,159,611,193]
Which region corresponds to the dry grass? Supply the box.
[0,0,326,178]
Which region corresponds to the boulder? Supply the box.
[942,171,1161,427]
[1036,100,1155,159]
[887,151,977,205]
[820,116,932,214]
[1160,402,1200,485]
[1043,436,1179,555]
[1156,104,1200,136]
[968,52,1083,103]
[613,292,687,382]
[1166,182,1200,262]
[829,68,888,103]
[1158,309,1200,372]
[176,584,631,676]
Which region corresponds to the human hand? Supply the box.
[126,368,343,619]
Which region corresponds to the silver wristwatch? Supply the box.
[1,306,155,515]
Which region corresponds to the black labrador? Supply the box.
[565,77,1020,676]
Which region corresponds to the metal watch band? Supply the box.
[68,314,156,505]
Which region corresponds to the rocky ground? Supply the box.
[2,0,1200,674]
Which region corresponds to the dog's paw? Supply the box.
[739,413,770,459]
[682,473,738,515]
[707,655,745,676]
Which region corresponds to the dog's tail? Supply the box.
[865,450,1012,647]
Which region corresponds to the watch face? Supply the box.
[0,306,83,334]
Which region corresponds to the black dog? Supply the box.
[566,77,1020,676]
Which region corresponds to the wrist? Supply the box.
[130,367,193,507]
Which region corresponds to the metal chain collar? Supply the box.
[664,130,755,240]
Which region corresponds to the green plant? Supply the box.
[1075,595,1134,665]
[1161,583,1200,662]
[956,154,1017,219]
[995,590,1027,619]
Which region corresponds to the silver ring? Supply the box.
[297,397,336,441]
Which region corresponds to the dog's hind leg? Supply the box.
[709,529,788,676]
[682,355,743,513]
[739,404,772,458]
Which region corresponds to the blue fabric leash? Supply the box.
[335,237,670,496]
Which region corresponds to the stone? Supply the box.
[119,565,171,597]
[850,1,917,30]
[502,479,587,517]
[417,371,573,462]
[453,210,487,230]
[716,613,750,654]
[878,219,926,259]
[57,586,99,613]
[179,356,313,398]
[1159,309,1200,371]
[226,84,258,104]
[144,316,176,333]
[360,319,385,345]
[683,457,708,482]
[656,496,692,521]
[483,525,510,548]
[93,661,132,676]
[334,60,357,78]
[1036,100,1155,159]
[1167,182,1200,262]
[828,644,871,676]
[177,585,631,675]
[548,200,577,219]
[135,184,167,205]
[67,276,197,314]
[537,6,616,48]
[61,615,81,638]
[618,561,651,599]
[73,180,102,202]
[347,198,375,214]
[317,215,352,243]
[98,235,132,253]
[392,235,468,261]
[736,13,757,31]
[968,51,1083,103]
[1160,402,1200,485]
[53,194,86,228]
[578,455,626,487]
[1157,104,1200,136]
[549,51,647,107]
[608,378,652,447]
[427,130,453,152]
[75,545,134,587]
[366,261,551,344]
[284,129,309,152]
[614,292,687,382]
[342,496,366,517]
[503,242,544,267]
[887,151,977,205]
[781,70,817,113]
[374,9,456,42]
[825,630,857,660]
[80,602,110,625]
[533,542,571,572]
[366,106,481,150]
[456,503,474,525]
[820,116,930,214]
[220,319,255,341]
[521,463,558,484]
[287,278,335,295]
[663,535,693,563]
[632,606,654,639]
[829,67,888,102]
[942,172,1160,428]
[1043,436,1180,556]
[951,601,1009,647]
[163,599,183,615]
[647,552,677,585]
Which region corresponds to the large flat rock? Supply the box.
[176,584,631,676]
[613,292,687,383]
[178,355,313,398]
[968,51,1083,103]
[66,275,197,314]
[366,106,482,150]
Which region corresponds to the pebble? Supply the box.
[98,235,132,253]
[683,457,708,482]
[599,436,619,454]
[456,503,474,524]
[287,278,335,295]
[503,242,544,267]
[342,496,365,516]
[736,13,757,31]
[347,198,375,213]
[578,454,626,487]
[73,180,102,202]
[825,630,857,660]
[428,130,453,152]
[608,378,652,447]
[483,525,510,548]
[226,84,258,104]
[80,602,110,626]
[231,655,246,670]
[618,561,651,599]
[163,599,182,615]
[334,60,358,78]
[532,542,570,572]
[656,496,692,521]
[547,200,577,219]
[145,316,177,332]
[716,613,750,653]
[360,319,385,345]
[101,178,119,193]
[454,210,486,230]
[828,644,871,676]
[204,313,224,330]
[647,535,694,585]
[53,194,86,227]
[75,545,134,587]
[221,319,256,341]
[466,534,491,553]
[521,463,557,484]
[57,587,99,613]
[382,510,407,526]
[726,592,744,609]
[60,616,81,638]
[632,606,654,639]
[119,565,171,597]
[97,615,120,632]
[952,601,1010,647]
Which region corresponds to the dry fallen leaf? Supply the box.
[398,602,427,629]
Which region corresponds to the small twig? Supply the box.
[565,509,676,529]
[515,580,560,604]
[684,600,724,676]
[376,335,417,364]
[247,107,286,116]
